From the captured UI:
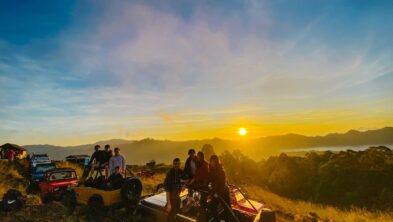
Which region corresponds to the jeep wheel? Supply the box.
[62,191,76,215]
[41,193,53,204]
[121,178,142,214]
[87,194,106,222]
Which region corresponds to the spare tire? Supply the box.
[121,177,142,213]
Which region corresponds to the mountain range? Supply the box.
[22,127,393,164]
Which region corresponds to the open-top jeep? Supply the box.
[38,168,78,203]
[138,183,276,222]
[64,166,143,221]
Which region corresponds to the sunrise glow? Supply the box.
[238,128,247,136]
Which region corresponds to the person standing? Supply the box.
[189,151,209,188]
[8,149,16,164]
[184,148,197,180]
[109,147,125,175]
[208,155,231,222]
[164,158,183,222]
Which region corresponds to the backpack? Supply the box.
[2,189,24,212]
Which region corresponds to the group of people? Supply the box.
[88,144,125,189]
[1,149,16,163]
[164,148,230,222]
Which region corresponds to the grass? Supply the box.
[0,159,27,195]
[243,184,393,222]
[2,159,393,222]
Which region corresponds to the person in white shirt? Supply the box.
[109,147,125,175]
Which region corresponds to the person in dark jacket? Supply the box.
[107,166,123,189]
[88,145,106,177]
[164,158,184,222]
[183,148,197,180]
[208,155,231,222]
[102,144,113,177]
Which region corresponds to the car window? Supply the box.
[34,156,49,161]
[49,171,77,181]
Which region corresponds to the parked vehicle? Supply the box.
[30,154,51,169]
[65,155,90,165]
[29,162,56,183]
[137,169,155,178]
[38,168,78,205]
[137,184,276,222]
[65,167,142,221]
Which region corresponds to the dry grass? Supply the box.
[0,159,27,195]
[243,184,393,222]
[2,160,392,222]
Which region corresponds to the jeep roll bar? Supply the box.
[228,184,259,214]
[195,188,240,222]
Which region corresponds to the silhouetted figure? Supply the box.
[184,148,197,180]
[208,155,231,222]
[164,158,184,222]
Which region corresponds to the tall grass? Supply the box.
[244,185,393,222]
[0,159,27,195]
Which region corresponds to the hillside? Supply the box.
[1,160,393,221]
[22,127,393,164]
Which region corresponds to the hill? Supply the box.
[23,127,393,164]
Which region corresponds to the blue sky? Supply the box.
[0,0,392,145]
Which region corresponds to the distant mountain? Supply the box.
[22,127,393,164]
[253,127,393,149]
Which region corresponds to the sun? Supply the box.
[238,127,247,136]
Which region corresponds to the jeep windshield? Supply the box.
[33,155,49,161]
[49,171,77,181]
[34,163,56,173]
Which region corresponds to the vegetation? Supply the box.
[244,185,393,222]
[221,146,393,211]
[1,155,393,221]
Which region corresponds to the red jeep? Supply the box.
[38,168,78,203]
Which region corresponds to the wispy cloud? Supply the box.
[0,1,392,145]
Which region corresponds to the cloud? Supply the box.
[1,1,392,145]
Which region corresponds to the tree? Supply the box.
[201,144,215,160]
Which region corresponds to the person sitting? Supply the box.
[102,144,113,177]
[88,145,106,177]
[107,166,124,189]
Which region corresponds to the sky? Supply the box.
[0,0,392,146]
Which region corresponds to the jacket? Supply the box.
[208,164,228,196]
[164,168,184,196]
[184,157,196,180]
[89,150,106,165]
[194,160,209,187]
